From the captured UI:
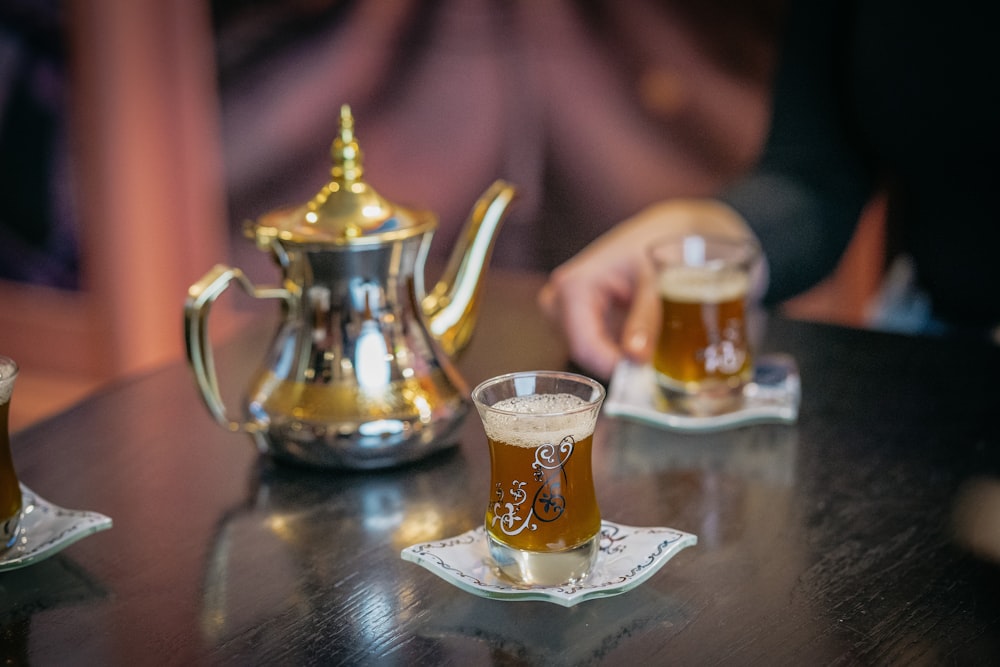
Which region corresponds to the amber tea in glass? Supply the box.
[472,371,604,587]
[0,356,22,551]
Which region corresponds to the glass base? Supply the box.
[655,372,746,417]
[486,531,600,587]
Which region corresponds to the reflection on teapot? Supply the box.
[185,105,517,469]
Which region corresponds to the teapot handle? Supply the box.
[184,264,292,432]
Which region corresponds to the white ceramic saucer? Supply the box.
[604,353,800,432]
[401,521,697,607]
[0,484,112,572]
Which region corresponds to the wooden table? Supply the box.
[3,269,1000,665]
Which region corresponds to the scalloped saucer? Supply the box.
[604,353,800,432]
[0,484,112,572]
[401,521,697,607]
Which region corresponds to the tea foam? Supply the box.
[480,393,595,447]
[658,265,748,304]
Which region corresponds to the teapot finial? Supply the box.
[331,104,363,182]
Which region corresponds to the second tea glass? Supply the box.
[472,371,605,587]
[650,234,759,416]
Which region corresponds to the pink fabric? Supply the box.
[218,0,778,272]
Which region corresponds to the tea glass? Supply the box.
[1,356,22,551]
[650,234,759,416]
[471,370,604,587]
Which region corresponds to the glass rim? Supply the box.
[648,233,760,265]
[648,231,760,247]
[471,370,606,416]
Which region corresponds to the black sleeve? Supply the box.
[719,0,877,303]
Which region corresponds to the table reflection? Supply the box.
[601,419,798,545]
[0,557,111,664]
[407,581,692,664]
[199,451,481,658]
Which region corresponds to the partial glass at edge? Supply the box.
[0,356,23,551]
[471,371,605,587]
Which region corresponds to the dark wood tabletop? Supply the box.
[3,268,1000,665]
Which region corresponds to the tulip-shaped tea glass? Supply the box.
[472,371,605,587]
[0,356,22,551]
[650,234,759,416]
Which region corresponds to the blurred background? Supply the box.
[0,0,885,431]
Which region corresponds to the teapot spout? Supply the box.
[422,180,517,357]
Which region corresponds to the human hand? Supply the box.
[538,199,753,379]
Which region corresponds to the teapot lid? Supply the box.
[249,105,436,247]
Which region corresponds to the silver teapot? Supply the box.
[185,105,516,469]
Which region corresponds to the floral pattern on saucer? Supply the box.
[0,484,112,572]
[401,521,697,607]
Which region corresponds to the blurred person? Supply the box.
[211,0,783,275]
[539,0,1000,379]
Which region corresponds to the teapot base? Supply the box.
[249,408,468,470]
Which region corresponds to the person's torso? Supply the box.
[846,0,998,324]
